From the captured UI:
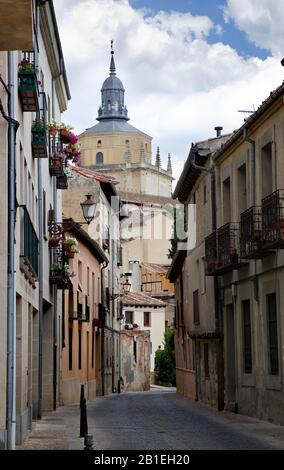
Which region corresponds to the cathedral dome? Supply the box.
[101,75,125,92]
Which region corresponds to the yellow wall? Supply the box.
[79,130,152,167]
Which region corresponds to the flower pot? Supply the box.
[252,229,261,241]
[49,238,60,248]
[49,128,57,137]
[67,251,75,259]
[60,129,70,144]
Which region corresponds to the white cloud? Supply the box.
[223,0,284,55]
[53,0,284,186]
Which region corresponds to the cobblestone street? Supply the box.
[18,387,284,450]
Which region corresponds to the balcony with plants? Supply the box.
[31,119,48,158]
[48,219,75,290]
[262,189,284,249]
[18,54,39,112]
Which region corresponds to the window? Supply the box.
[96,152,104,164]
[200,258,206,294]
[92,329,95,369]
[242,299,252,374]
[68,328,73,370]
[262,143,273,198]
[43,190,46,238]
[78,261,82,284]
[223,177,231,223]
[204,343,209,378]
[144,312,150,327]
[203,184,207,204]
[193,289,200,325]
[97,140,102,146]
[78,329,82,370]
[133,339,137,363]
[267,293,279,375]
[87,267,90,296]
[125,311,133,324]
[238,164,247,214]
[69,290,74,318]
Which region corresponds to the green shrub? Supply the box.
[155,327,176,386]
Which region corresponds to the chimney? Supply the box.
[214,126,223,137]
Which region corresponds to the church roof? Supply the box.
[84,119,148,135]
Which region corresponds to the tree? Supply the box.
[154,327,176,386]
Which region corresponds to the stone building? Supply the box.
[168,131,231,408]
[120,330,151,392]
[122,292,166,373]
[0,0,70,448]
[62,165,123,396]
[207,82,284,424]
[169,79,284,425]
[61,221,107,404]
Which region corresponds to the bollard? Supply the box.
[80,384,88,438]
[84,434,94,450]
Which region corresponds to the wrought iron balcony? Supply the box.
[205,223,243,275]
[262,189,284,249]
[32,129,48,158]
[49,221,72,290]
[240,206,267,259]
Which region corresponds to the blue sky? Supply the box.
[129,0,269,59]
[55,0,283,181]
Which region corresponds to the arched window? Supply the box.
[96,152,104,165]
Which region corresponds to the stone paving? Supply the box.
[17,387,284,450]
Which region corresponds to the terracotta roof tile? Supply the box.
[72,165,117,184]
[141,262,170,274]
[122,291,166,307]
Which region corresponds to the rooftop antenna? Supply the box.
[237,104,255,114]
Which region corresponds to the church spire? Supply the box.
[97,42,129,122]
[110,39,116,75]
[167,153,172,174]
[155,146,161,169]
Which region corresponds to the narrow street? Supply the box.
[56,388,284,450]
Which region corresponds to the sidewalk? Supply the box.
[16,406,83,450]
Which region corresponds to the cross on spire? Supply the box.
[110,39,116,75]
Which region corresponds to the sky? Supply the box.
[53,0,284,185]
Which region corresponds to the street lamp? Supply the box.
[122,276,131,294]
[80,194,97,224]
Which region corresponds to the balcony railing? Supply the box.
[240,206,267,259]
[205,223,243,275]
[262,190,284,249]
[49,221,72,290]
[20,206,39,282]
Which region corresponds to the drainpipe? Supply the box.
[52,177,58,411]
[100,261,108,396]
[5,52,19,450]
[190,146,224,411]
[37,159,44,420]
